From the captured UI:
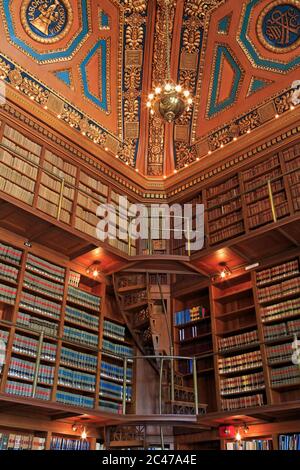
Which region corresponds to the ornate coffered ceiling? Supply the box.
[0,0,299,179]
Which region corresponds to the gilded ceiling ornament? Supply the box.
[124,95,139,121]
[124,67,141,90]
[122,0,147,15]
[21,0,73,44]
[0,59,10,79]
[8,69,23,87]
[61,105,82,128]
[19,76,50,104]
[257,0,300,54]
[119,139,136,166]
[182,17,202,53]
[175,142,197,168]
[86,123,105,145]
[274,90,293,114]
[236,111,260,135]
[125,24,144,49]
[185,0,224,24]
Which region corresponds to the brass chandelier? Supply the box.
[146,0,193,123]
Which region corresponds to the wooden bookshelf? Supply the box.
[254,257,300,406]
[0,235,135,418]
[211,273,267,412]
[173,287,217,413]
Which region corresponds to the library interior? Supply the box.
[0,0,300,452]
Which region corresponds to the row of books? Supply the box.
[37,196,71,225]
[0,262,19,283]
[0,176,34,205]
[248,202,289,229]
[279,434,300,450]
[20,291,61,319]
[0,242,22,265]
[207,199,241,222]
[80,170,108,196]
[209,212,242,234]
[243,167,281,192]
[257,277,300,304]
[5,380,51,400]
[56,390,94,408]
[288,170,300,188]
[0,328,9,343]
[68,271,81,287]
[218,350,262,374]
[221,393,264,411]
[270,365,300,387]
[38,182,73,214]
[174,306,208,326]
[206,175,239,199]
[26,253,65,283]
[266,342,293,364]
[58,367,96,392]
[50,437,90,451]
[100,379,132,400]
[67,286,101,311]
[100,360,132,382]
[78,183,107,208]
[218,330,258,352]
[207,187,239,209]
[102,339,133,357]
[65,305,99,330]
[77,190,101,214]
[12,333,57,362]
[44,150,77,185]
[23,272,64,301]
[75,217,97,239]
[63,325,98,347]
[244,179,283,205]
[261,298,300,323]
[4,124,42,158]
[103,319,126,341]
[210,221,244,245]
[40,172,75,201]
[264,318,300,340]
[17,311,59,337]
[76,205,99,227]
[108,237,135,255]
[220,372,265,396]
[256,260,299,286]
[0,283,17,305]
[282,144,300,162]
[0,157,36,192]
[99,398,121,414]
[0,433,45,450]
[60,346,98,371]
[178,324,210,342]
[242,155,280,182]
[1,148,38,182]
[247,191,286,217]
[226,439,271,450]
[8,357,55,384]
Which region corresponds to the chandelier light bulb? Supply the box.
[175,85,182,92]
[165,83,172,91]
[155,87,162,95]
[183,90,190,97]
[148,93,154,100]
[187,98,193,105]
[81,427,87,440]
[146,101,151,108]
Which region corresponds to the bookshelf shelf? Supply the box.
[215,305,256,321]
